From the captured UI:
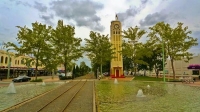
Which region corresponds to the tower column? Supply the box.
[110,15,124,78]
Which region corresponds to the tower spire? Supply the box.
[115,14,118,20]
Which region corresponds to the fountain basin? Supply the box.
[0,82,65,111]
[96,81,200,112]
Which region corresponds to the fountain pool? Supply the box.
[0,82,65,111]
[96,81,200,112]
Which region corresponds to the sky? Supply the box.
[0,0,200,67]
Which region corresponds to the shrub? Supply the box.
[30,78,43,82]
[59,76,72,80]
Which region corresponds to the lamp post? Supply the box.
[7,49,11,79]
[0,41,4,80]
[162,39,166,82]
[128,39,138,76]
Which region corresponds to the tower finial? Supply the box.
[115,14,118,20]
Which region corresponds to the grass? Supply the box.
[133,76,183,82]
[133,76,167,81]
[30,78,43,82]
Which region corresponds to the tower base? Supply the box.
[110,74,125,78]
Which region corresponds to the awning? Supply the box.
[187,64,200,69]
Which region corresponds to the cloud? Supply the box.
[9,0,32,7]
[39,14,54,25]
[50,0,105,31]
[117,0,149,23]
[34,1,47,12]
[117,7,137,22]
[139,10,185,28]
[139,12,169,26]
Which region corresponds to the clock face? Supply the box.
[114,24,119,29]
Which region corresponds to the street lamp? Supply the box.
[7,49,11,79]
[128,39,138,75]
[0,41,4,79]
[162,39,166,82]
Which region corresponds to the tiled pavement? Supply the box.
[1,76,200,87]
[0,76,60,87]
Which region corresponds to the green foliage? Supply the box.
[5,22,52,80]
[72,65,76,79]
[30,78,43,82]
[102,61,110,73]
[148,22,198,79]
[137,42,164,78]
[79,61,91,76]
[122,26,147,74]
[123,55,133,71]
[59,76,72,80]
[133,76,164,81]
[75,65,80,77]
[123,26,146,41]
[84,31,115,75]
[51,20,83,76]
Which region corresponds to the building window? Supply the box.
[5,57,8,64]
[18,60,19,65]
[113,31,115,34]
[21,60,24,64]
[15,60,17,64]
[1,56,3,63]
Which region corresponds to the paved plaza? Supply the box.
[1,75,200,87]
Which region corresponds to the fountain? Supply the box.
[136,89,146,97]
[42,81,46,86]
[114,78,118,84]
[147,85,150,89]
[6,82,16,94]
[96,81,200,111]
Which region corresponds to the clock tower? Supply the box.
[110,15,124,78]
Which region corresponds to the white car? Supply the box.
[58,72,72,77]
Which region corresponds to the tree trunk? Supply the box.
[64,63,67,77]
[170,59,176,80]
[155,69,159,78]
[134,63,136,76]
[35,67,38,80]
[100,64,102,77]
[35,58,39,80]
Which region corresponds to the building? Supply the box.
[165,54,200,76]
[110,15,124,78]
[150,54,200,77]
[0,50,47,79]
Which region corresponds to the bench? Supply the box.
[180,76,194,83]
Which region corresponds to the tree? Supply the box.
[122,26,146,75]
[40,46,59,78]
[79,61,91,76]
[5,22,52,80]
[148,22,198,80]
[51,20,83,77]
[72,65,76,79]
[123,55,133,71]
[75,65,80,77]
[84,31,115,76]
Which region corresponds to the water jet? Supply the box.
[6,82,16,94]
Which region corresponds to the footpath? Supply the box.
[0,76,60,87]
[1,75,200,87]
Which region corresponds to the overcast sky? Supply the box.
[0,0,200,66]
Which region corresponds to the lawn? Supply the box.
[133,76,167,81]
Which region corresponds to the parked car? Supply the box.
[12,75,31,82]
[58,72,72,77]
[103,72,109,76]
